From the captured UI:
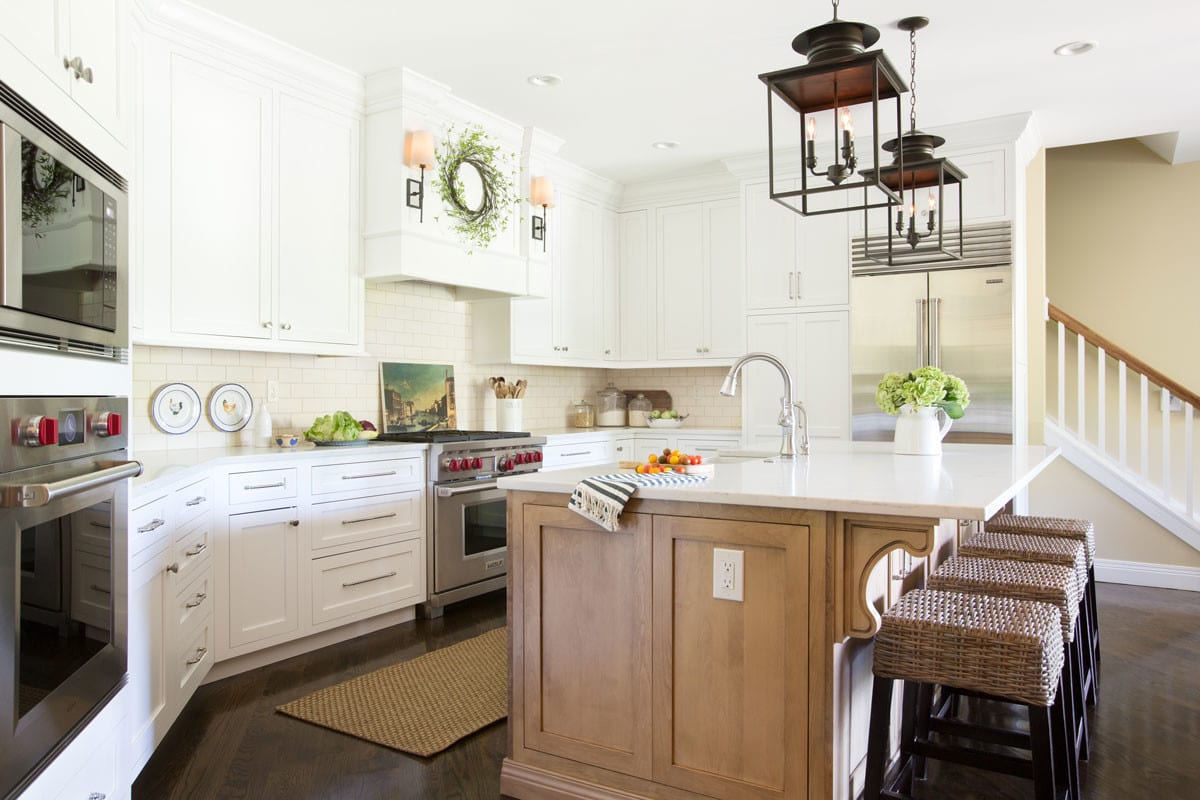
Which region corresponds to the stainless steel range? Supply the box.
[376,430,544,616]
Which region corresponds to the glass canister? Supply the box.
[628,393,653,427]
[596,382,627,427]
[570,399,595,428]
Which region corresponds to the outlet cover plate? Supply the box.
[713,547,744,602]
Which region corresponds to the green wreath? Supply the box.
[433,124,518,250]
[21,139,73,235]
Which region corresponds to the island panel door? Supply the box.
[652,515,810,799]
[521,505,653,779]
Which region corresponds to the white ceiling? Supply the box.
[185,0,1200,183]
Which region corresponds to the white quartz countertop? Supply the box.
[536,426,742,440]
[132,441,428,496]
[498,441,1059,520]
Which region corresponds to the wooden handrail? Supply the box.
[1047,302,1200,410]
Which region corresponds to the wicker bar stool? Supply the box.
[959,530,1096,714]
[865,588,1072,800]
[928,556,1086,799]
[987,513,1100,700]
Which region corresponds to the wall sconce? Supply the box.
[404,130,435,223]
[530,176,555,252]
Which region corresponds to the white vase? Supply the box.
[893,404,952,456]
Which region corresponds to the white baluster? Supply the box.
[1119,362,1127,466]
[1140,374,1149,479]
[1057,321,1066,424]
[1186,402,1194,517]
[1077,334,1086,439]
[1163,388,1172,500]
[1097,347,1106,455]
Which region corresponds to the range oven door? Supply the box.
[433,480,508,595]
[0,454,136,799]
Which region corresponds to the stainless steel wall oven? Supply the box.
[1,396,139,799]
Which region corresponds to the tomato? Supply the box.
[668,455,681,465]
[675,465,687,473]
[635,464,645,474]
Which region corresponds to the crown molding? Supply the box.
[618,168,740,209]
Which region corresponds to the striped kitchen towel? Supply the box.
[569,471,708,532]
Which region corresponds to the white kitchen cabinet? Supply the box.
[601,210,620,360]
[224,505,301,652]
[744,311,851,450]
[618,209,653,362]
[311,539,424,626]
[555,194,604,360]
[613,436,636,462]
[0,0,125,138]
[744,179,849,312]
[139,40,363,356]
[656,198,743,361]
[542,436,615,471]
[128,542,170,774]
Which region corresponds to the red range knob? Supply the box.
[94,411,122,438]
[38,416,58,446]
[472,457,483,469]
[461,458,474,470]
[513,453,525,465]
[106,412,122,437]
[533,451,543,462]
[505,458,516,471]
[447,459,460,472]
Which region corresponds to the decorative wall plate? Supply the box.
[151,382,202,435]
[208,383,253,432]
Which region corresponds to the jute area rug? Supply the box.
[276,626,507,757]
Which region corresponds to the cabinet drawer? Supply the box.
[70,551,111,629]
[227,467,297,505]
[310,491,422,552]
[52,718,119,800]
[130,494,170,555]
[542,440,614,471]
[175,476,214,526]
[310,457,422,495]
[175,614,214,699]
[172,568,213,640]
[311,540,423,626]
[170,516,212,588]
[70,502,112,556]
[675,437,740,458]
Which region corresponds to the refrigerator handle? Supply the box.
[915,298,928,367]
[929,297,942,369]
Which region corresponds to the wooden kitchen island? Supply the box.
[497,443,1058,800]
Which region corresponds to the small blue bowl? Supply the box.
[275,434,300,448]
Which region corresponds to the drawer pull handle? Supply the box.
[244,481,286,491]
[138,518,165,534]
[185,543,207,558]
[186,647,208,666]
[185,496,207,507]
[185,592,208,609]
[561,451,592,458]
[166,563,180,574]
[342,571,397,588]
[341,512,398,526]
[88,584,111,595]
[341,470,398,481]
[88,794,106,800]
[89,520,111,530]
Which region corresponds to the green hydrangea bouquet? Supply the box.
[875,366,971,419]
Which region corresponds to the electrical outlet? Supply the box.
[712,547,744,602]
[267,380,279,403]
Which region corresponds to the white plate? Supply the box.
[151,382,201,435]
[208,383,253,432]
[646,417,685,429]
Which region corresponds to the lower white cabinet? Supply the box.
[744,311,851,449]
[224,505,301,652]
[128,542,170,774]
[544,430,742,470]
[311,539,423,626]
[542,436,616,470]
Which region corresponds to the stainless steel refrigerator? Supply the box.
[850,261,1013,443]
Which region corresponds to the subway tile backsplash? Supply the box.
[131,281,742,453]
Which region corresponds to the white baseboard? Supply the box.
[1095,558,1200,592]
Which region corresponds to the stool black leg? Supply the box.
[1087,564,1101,702]
[912,683,933,782]
[1050,673,1079,800]
[1072,622,1089,762]
[865,676,896,800]
[1030,700,1058,800]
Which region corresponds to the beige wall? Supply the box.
[1025,148,1046,445]
[132,281,740,452]
[1029,138,1200,569]
[1046,139,1200,391]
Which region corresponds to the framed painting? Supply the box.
[379,363,457,433]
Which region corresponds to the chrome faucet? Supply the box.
[720,352,809,458]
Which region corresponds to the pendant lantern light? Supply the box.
[859,17,966,265]
[758,0,908,217]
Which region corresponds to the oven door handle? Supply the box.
[436,481,500,498]
[0,459,143,508]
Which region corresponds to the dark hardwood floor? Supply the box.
[135,583,1200,800]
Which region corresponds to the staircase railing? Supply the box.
[1047,303,1200,527]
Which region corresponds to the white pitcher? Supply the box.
[893,404,952,455]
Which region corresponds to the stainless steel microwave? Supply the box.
[0,80,128,356]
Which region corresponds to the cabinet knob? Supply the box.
[563,346,568,352]
[262,321,274,329]
[553,346,560,351]
[289,519,300,527]
[166,563,180,574]
[281,322,292,331]
[604,349,611,355]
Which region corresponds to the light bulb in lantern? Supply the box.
[839,108,854,136]
[806,117,816,142]
[927,192,937,212]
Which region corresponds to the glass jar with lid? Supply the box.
[570,399,595,428]
[596,382,627,427]
[628,393,653,427]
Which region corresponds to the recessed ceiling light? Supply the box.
[1054,40,1097,57]
[526,74,562,87]
[652,140,680,150]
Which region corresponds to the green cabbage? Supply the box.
[304,411,363,441]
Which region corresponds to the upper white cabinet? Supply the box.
[138,39,363,355]
[617,210,653,362]
[744,179,849,312]
[0,0,126,140]
[656,198,743,361]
